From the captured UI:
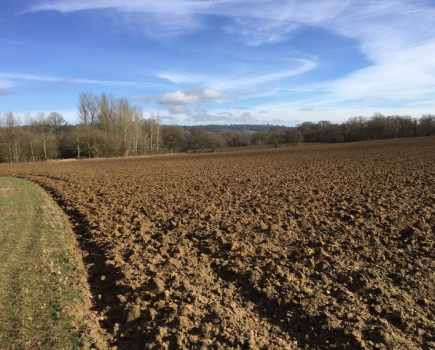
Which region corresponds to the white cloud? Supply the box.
[0,72,62,83]
[28,0,205,14]
[296,40,435,109]
[22,1,435,121]
[26,1,207,37]
[26,0,350,44]
[157,73,207,85]
[186,107,260,124]
[158,59,317,92]
[132,95,152,104]
[148,100,435,126]
[295,1,435,110]
[157,88,228,106]
[27,1,435,97]
[0,80,12,89]
[0,72,171,90]
[222,1,351,45]
[167,105,189,115]
[214,59,317,91]
[152,1,435,110]
[26,1,435,55]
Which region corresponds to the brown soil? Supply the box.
[1,137,434,349]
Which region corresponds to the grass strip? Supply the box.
[0,177,106,349]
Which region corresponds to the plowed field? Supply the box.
[1,137,434,349]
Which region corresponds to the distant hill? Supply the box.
[182,124,292,133]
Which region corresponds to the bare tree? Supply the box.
[47,111,66,129]
[0,113,10,162]
[73,125,85,158]
[346,116,367,141]
[24,114,39,162]
[268,126,286,148]
[287,128,303,146]
[1,112,21,162]
[35,113,50,161]
[131,107,146,156]
[116,98,134,156]
[207,132,226,151]
[146,115,161,154]
[188,127,208,152]
[418,114,435,136]
[78,92,100,157]
[33,112,64,161]
[162,125,187,153]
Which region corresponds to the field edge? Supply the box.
[0,176,108,349]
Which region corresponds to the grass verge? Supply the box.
[0,177,107,349]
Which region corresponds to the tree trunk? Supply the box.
[43,139,47,161]
[30,141,35,162]
[8,144,12,163]
[14,141,19,162]
[150,128,153,154]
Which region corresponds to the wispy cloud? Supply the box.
[158,59,317,92]
[299,2,435,110]
[166,105,190,115]
[25,1,208,37]
[0,79,13,90]
[25,0,435,54]
[214,59,317,91]
[144,1,435,111]
[25,1,350,44]
[26,1,435,98]
[222,1,351,45]
[157,73,208,86]
[0,72,171,90]
[17,1,435,123]
[157,88,228,105]
[0,88,14,96]
[295,40,435,109]
[157,87,230,115]
[185,107,260,124]
[25,1,435,61]
[29,78,71,92]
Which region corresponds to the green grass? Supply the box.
[0,177,104,349]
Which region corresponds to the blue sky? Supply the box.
[1,0,435,125]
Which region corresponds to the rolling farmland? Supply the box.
[1,137,434,349]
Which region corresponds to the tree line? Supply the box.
[1,93,434,162]
[294,113,435,143]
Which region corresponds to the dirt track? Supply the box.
[1,137,434,349]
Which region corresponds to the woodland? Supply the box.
[1,92,434,162]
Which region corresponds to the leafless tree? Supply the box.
[1,112,21,162]
[79,92,100,157]
[287,128,303,146]
[162,125,187,153]
[418,114,435,136]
